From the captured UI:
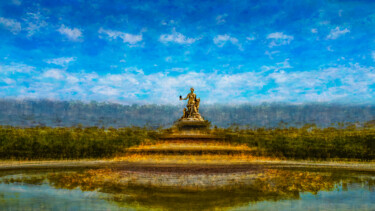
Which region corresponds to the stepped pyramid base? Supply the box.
[120,120,271,165]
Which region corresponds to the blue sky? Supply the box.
[0,0,375,104]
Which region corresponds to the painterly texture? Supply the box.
[0,0,374,104]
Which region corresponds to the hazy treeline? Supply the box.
[1,99,375,128]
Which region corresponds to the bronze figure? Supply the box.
[179,87,204,121]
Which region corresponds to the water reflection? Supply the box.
[0,167,375,211]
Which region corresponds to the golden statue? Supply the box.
[179,87,204,121]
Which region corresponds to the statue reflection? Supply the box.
[41,168,374,211]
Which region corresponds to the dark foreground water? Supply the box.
[0,166,374,211]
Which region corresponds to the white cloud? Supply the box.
[213,34,231,47]
[265,63,375,102]
[124,67,144,74]
[92,86,120,96]
[98,28,142,44]
[4,61,375,104]
[246,36,256,41]
[213,34,242,50]
[266,32,294,48]
[43,69,65,80]
[165,56,172,62]
[268,70,288,83]
[0,63,34,73]
[326,26,350,39]
[161,20,176,26]
[58,24,82,41]
[23,12,48,37]
[216,72,264,90]
[66,75,79,83]
[11,0,21,5]
[216,14,227,24]
[3,78,15,84]
[168,67,188,73]
[276,59,292,69]
[83,72,98,81]
[264,50,280,60]
[45,57,76,66]
[260,59,291,74]
[267,32,294,40]
[159,28,197,44]
[311,28,318,33]
[0,17,21,34]
[265,59,293,83]
[319,21,330,25]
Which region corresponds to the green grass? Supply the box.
[213,124,375,160]
[0,123,374,161]
[0,126,157,159]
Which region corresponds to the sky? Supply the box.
[0,0,375,105]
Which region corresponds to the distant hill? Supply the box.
[0,99,374,128]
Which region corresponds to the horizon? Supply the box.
[1,0,375,104]
[2,98,375,129]
[3,97,375,106]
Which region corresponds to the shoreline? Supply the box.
[0,159,374,172]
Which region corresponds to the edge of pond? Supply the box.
[0,160,374,173]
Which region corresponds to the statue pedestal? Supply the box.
[160,119,223,142]
[175,119,210,132]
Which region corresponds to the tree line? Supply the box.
[1,99,375,128]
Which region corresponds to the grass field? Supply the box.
[0,124,374,161]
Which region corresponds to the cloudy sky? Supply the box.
[0,0,375,104]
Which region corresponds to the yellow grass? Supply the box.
[127,141,256,151]
[114,154,278,164]
[114,140,276,164]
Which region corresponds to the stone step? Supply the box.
[126,149,256,155]
[159,134,223,141]
[125,141,257,155]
